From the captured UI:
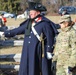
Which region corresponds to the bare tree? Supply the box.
[20,0,76,14]
[72,0,76,6]
[20,0,28,12]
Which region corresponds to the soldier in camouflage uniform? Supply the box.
[52,15,76,75]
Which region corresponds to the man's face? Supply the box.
[29,10,40,19]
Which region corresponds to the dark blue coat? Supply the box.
[4,16,55,75]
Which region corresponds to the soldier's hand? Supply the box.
[68,66,73,72]
[51,61,57,71]
[46,52,53,59]
[66,67,72,74]
[66,66,76,74]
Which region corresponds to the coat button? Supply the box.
[31,31,32,33]
[29,36,31,38]
[28,41,30,44]
[47,45,50,47]
[8,32,10,34]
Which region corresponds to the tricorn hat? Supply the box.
[28,2,47,12]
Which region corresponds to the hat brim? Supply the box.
[28,7,47,12]
[59,19,72,24]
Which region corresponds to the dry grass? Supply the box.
[6,18,25,27]
[0,46,22,55]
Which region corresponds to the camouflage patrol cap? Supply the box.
[59,15,71,24]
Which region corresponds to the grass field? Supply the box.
[0,15,76,75]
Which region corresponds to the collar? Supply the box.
[34,17,42,22]
[32,17,42,27]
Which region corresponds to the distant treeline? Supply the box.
[0,0,21,14]
[0,0,76,14]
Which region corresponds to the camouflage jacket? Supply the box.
[52,25,76,68]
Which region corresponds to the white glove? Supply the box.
[46,52,53,59]
[66,68,71,75]
[0,32,4,36]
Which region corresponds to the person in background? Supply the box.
[14,13,17,20]
[51,15,76,75]
[1,13,7,26]
[61,9,69,16]
[0,2,57,75]
[0,13,7,31]
[0,14,4,27]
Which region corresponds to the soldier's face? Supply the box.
[29,10,40,19]
[60,23,65,28]
[60,22,68,28]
